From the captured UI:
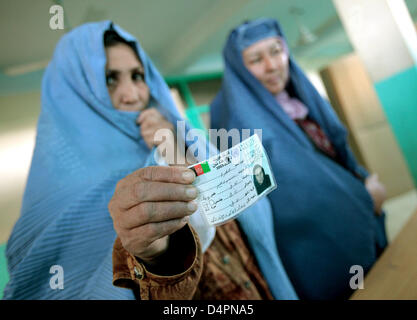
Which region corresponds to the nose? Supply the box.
[120,79,139,104]
[264,55,278,72]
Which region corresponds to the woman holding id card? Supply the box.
[3,21,297,301]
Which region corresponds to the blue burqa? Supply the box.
[3,21,217,299]
[3,20,297,300]
[211,18,388,300]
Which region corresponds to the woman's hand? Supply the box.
[137,107,193,167]
[365,174,387,215]
[108,166,198,265]
[137,107,175,149]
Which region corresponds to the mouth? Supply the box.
[117,103,145,111]
[265,77,280,86]
[265,72,287,87]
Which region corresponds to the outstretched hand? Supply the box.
[109,166,198,265]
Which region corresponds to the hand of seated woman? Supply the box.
[365,174,387,215]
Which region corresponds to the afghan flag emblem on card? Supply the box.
[192,161,211,176]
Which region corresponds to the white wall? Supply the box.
[0,91,40,243]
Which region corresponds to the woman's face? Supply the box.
[105,43,150,111]
[242,37,289,95]
[254,166,265,184]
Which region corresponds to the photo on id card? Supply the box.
[188,134,276,227]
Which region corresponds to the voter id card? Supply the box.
[188,134,276,226]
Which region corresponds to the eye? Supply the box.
[249,57,262,65]
[132,71,145,82]
[106,72,117,87]
[271,46,283,56]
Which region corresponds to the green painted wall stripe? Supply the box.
[177,81,196,107]
[374,66,417,186]
[166,72,221,134]
[0,243,9,299]
[0,70,43,97]
[185,107,208,132]
[0,68,223,97]
[176,81,209,134]
[165,71,223,85]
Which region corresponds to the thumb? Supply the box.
[137,107,155,124]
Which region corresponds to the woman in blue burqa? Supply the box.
[3,21,298,300]
[210,18,388,300]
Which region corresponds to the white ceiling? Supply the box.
[1,0,417,95]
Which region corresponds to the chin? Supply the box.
[262,81,281,95]
[267,86,283,95]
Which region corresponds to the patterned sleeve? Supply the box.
[112,223,203,300]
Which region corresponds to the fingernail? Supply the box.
[182,171,195,182]
[185,186,198,198]
[187,201,198,212]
